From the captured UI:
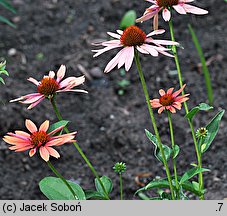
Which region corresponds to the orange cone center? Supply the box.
[30,131,50,147]
[120,26,146,47]
[37,77,59,97]
[157,0,179,7]
[159,94,174,106]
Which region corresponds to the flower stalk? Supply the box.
[168,18,204,199]
[50,97,110,200]
[167,111,180,199]
[134,50,175,200]
[47,161,77,199]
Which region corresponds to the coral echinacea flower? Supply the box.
[92,25,179,73]
[150,84,189,114]
[10,65,88,109]
[136,0,208,29]
[3,119,76,162]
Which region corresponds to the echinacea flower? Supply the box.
[150,84,189,114]
[10,65,87,109]
[92,25,179,73]
[136,0,208,29]
[3,119,76,161]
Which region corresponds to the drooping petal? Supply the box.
[27,96,45,110]
[146,29,165,37]
[158,106,165,114]
[15,130,30,138]
[168,106,176,113]
[20,95,44,104]
[107,32,121,39]
[29,148,37,157]
[153,13,159,30]
[92,44,123,57]
[104,48,126,73]
[39,120,49,132]
[46,147,60,159]
[183,4,208,15]
[162,8,171,21]
[136,9,159,23]
[39,146,50,162]
[125,47,134,71]
[140,44,159,57]
[25,119,38,133]
[151,39,179,46]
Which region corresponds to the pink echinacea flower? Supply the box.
[92,25,179,73]
[136,0,208,29]
[10,65,87,109]
[3,119,76,162]
[150,84,189,114]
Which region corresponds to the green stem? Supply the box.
[50,97,110,200]
[168,19,204,200]
[47,160,77,199]
[134,50,175,200]
[167,111,180,199]
[119,174,123,200]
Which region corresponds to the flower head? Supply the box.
[10,65,88,109]
[150,84,189,114]
[113,162,127,174]
[196,127,208,139]
[92,25,178,73]
[3,119,76,162]
[136,0,208,29]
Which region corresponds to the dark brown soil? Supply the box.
[0,0,226,200]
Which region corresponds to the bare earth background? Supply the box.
[0,0,226,199]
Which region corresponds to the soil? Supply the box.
[0,0,226,200]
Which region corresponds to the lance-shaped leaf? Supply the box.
[47,120,69,135]
[185,103,213,121]
[201,110,225,153]
[145,129,172,163]
[179,168,210,184]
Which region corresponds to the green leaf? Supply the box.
[0,15,16,28]
[95,176,113,196]
[39,177,86,200]
[0,70,9,76]
[180,168,210,184]
[0,77,5,84]
[185,103,213,121]
[0,0,16,13]
[135,177,203,197]
[145,129,172,163]
[47,120,69,135]
[188,24,213,105]
[201,110,225,153]
[85,190,106,200]
[119,10,136,30]
[172,145,180,159]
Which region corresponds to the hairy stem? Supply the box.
[134,50,175,200]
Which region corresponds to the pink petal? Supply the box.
[172,102,182,110]
[25,119,38,133]
[167,88,174,94]
[173,5,186,14]
[162,8,171,21]
[104,48,125,73]
[49,71,55,78]
[39,120,49,132]
[117,47,129,69]
[183,4,208,15]
[92,44,123,57]
[136,10,159,23]
[29,148,37,157]
[151,39,179,46]
[27,97,45,110]
[125,47,134,71]
[153,13,159,30]
[15,130,30,138]
[158,106,165,114]
[136,46,149,54]
[27,77,40,86]
[39,146,50,162]
[168,106,176,113]
[48,125,65,136]
[107,32,121,39]
[101,40,121,46]
[45,139,65,147]
[159,89,166,96]
[56,65,66,82]
[20,95,44,104]
[172,84,186,98]
[140,44,158,56]
[46,147,60,159]
[147,29,165,37]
